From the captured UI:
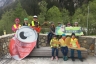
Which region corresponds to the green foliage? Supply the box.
[46,6,62,24]
[0,1,28,35]
[27,16,33,23]
[38,0,47,23]
[0,0,96,35]
[0,9,15,35]
[61,8,70,24]
[72,0,96,35]
[14,1,28,23]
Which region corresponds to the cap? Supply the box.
[15,18,20,22]
[62,34,66,36]
[24,18,28,21]
[33,15,37,18]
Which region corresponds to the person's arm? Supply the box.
[50,39,53,47]
[76,40,80,48]
[50,27,55,34]
[70,42,72,47]
[12,25,17,32]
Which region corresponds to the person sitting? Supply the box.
[59,34,68,61]
[70,33,83,62]
[47,22,55,45]
[50,35,59,61]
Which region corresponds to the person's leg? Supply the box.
[71,49,75,61]
[56,48,58,56]
[64,46,68,61]
[61,47,66,60]
[36,33,39,48]
[61,47,65,56]
[77,50,83,62]
[51,47,55,60]
[55,48,59,60]
[47,32,51,45]
[65,46,68,56]
[49,33,53,43]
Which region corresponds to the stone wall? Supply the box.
[0,33,96,58]
[78,36,96,55]
[0,34,14,58]
[39,34,96,55]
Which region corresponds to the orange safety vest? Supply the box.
[13,24,21,29]
[50,39,59,48]
[59,38,67,47]
[31,21,39,26]
[31,21,41,33]
[70,38,80,48]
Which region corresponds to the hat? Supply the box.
[24,18,28,21]
[15,18,20,22]
[33,15,37,18]
[71,33,75,36]
[62,34,66,36]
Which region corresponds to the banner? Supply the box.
[55,26,84,36]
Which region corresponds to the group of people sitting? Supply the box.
[50,33,83,62]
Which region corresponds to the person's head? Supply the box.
[71,33,75,39]
[33,15,38,21]
[62,34,66,39]
[51,22,54,26]
[67,22,71,27]
[74,22,78,27]
[15,18,20,24]
[24,18,28,23]
[58,22,61,26]
[52,35,57,39]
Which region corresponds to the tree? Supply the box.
[46,6,62,24]
[14,1,28,23]
[14,1,23,18]
[61,8,70,24]
[38,0,47,23]
[0,1,28,35]
[0,9,15,35]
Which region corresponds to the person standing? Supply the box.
[47,22,55,45]
[31,15,41,48]
[70,33,83,62]
[59,34,68,61]
[12,18,21,32]
[22,18,30,26]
